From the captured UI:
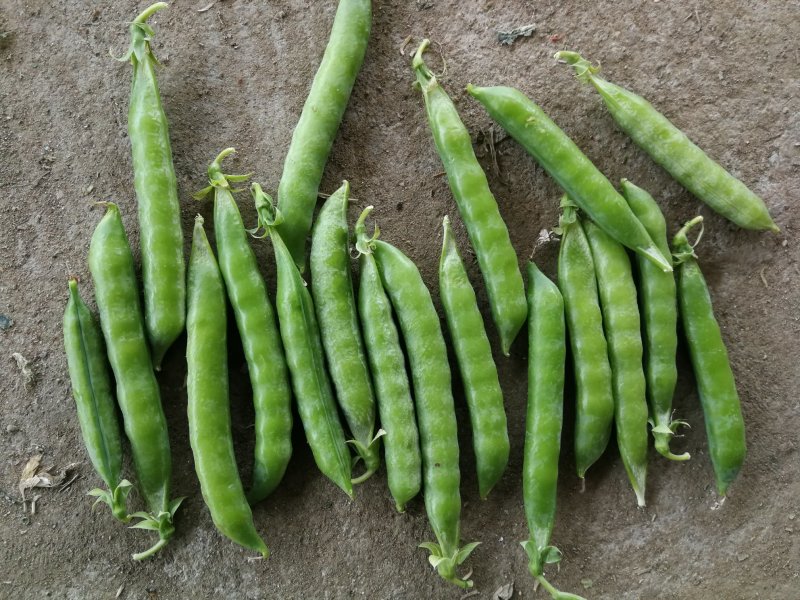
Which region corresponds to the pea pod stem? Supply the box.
[557,50,779,233]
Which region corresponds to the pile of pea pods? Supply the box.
[62,2,777,596]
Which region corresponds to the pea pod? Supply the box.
[467,83,672,273]
[521,263,585,600]
[355,208,421,511]
[620,179,689,461]
[413,41,526,355]
[63,278,132,522]
[583,218,649,507]
[88,203,181,560]
[310,182,380,480]
[557,201,614,478]
[361,214,477,589]
[195,149,293,503]
[276,0,372,269]
[439,216,509,498]
[673,217,745,496]
[187,215,269,557]
[557,51,778,233]
[253,184,353,498]
[119,2,185,368]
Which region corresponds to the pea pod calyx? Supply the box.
[87,479,133,523]
[116,2,168,65]
[418,541,479,589]
[128,495,184,561]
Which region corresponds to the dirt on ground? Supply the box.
[1,1,799,598]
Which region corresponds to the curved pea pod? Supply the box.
[521,263,586,600]
[311,182,380,481]
[556,201,614,478]
[88,203,181,560]
[620,179,689,461]
[63,279,131,523]
[413,41,527,355]
[557,51,778,233]
[467,83,671,273]
[253,185,353,498]
[673,217,745,496]
[187,216,269,557]
[276,0,372,269]
[196,149,293,503]
[439,216,509,499]
[583,218,649,507]
[119,2,185,368]
[355,208,421,511]
[362,215,477,589]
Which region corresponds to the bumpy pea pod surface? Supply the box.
[557,51,778,233]
[311,182,380,481]
[439,216,509,499]
[197,149,293,503]
[63,279,131,522]
[120,3,185,368]
[88,203,180,560]
[413,41,526,355]
[187,216,269,557]
[253,185,353,498]
[467,83,672,273]
[367,224,477,589]
[621,179,689,461]
[276,0,371,270]
[355,208,421,511]
[557,202,614,478]
[673,217,745,496]
[521,263,586,600]
[583,218,649,507]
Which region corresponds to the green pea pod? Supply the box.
[253,184,353,498]
[187,216,269,557]
[63,279,132,523]
[557,200,614,478]
[521,263,586,600]
[467,83,672,274]
[583,218,649,507]
[362,216,477,589]
[310,181,381,481]
[195,149,293,503]
[119,2,185,368]
[620,179,689,461]
[276,0,372,269]
[413,41,527,355]
[355,208,421,511]
[557,51,778,233]
[673,217,745,496]
[439,216,509,499]
[88,203,181,560]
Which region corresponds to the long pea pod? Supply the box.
[276,0,372,269]
[557,201,614,478]
[413,41,526,355]
[187,216,269,557]
[119,2,185,368]
[253,185,353,498]
[521,263,585,600]
[88,203,181,560]
[363,216,477,589]
[620,179,689,461]
[673,217,746,496]
[583,218,649,506]
[195,149,293,503]
[467,83,672,273]
[439,216,509,499]
[63,279,132,522]
[355,208,421,511]
[310,182,380,480]
[557,51,778,233]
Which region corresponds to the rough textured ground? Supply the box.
[1,1,799,598]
